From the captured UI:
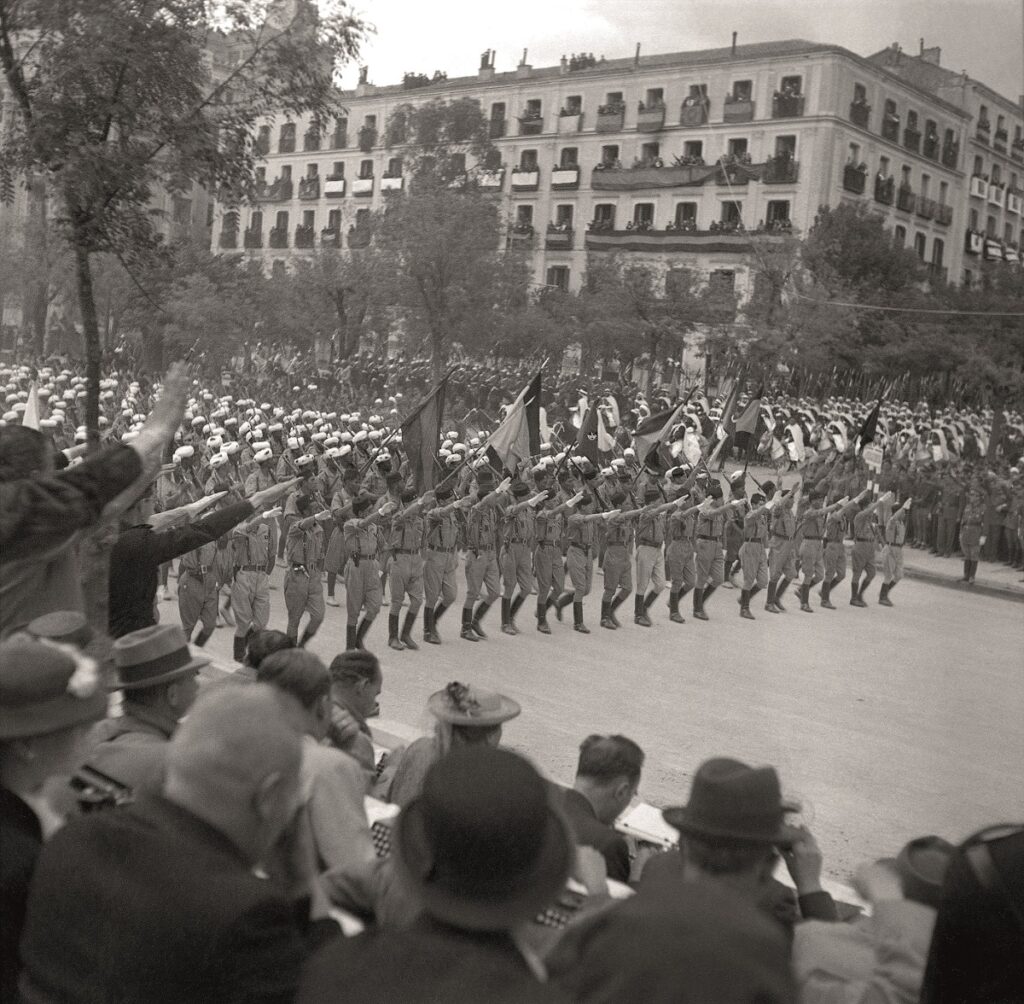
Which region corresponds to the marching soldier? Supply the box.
[849,491,893,606]
[554,491,618,634]
[422,484,472,644]
[533,488,578,634]
[633,487,676,627]
[738,492,774,620]
[230,509,276,662]
[500,482,545,635]
[820,490,870,609]
[666,474,703,623]
[387,488,428,651]
[880,496,912,606]
[599,490,639,630]
[796,492,845,613]
[177,536,221,646]
[766,485,799,613]
[461,474,511,641]
[343,491,397,651]
[693,483,745,621]
[283,495,332,646]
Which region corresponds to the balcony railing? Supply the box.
[896,186,916,213]
[320,227,341,248]
[762,155,799,184]
[715,161,751,186]
[941,141,959,169]
[551,166,580,190]
[557,112,582,134]
[881,115,900,142]
[583,227,781,253]
[922,133,939,160]
[903,127,921,153]
[352,177,374,197]
[488,117,506,139]
[637,103,666,132]
[347,226,371,249]
[294,224,314,248]
[969,175,988,198]
[255,179,293,202]
[506,224,536,249]
[723,98,754,123]
[510,168,540,191]
[518,115,544,136]
[324,175,346,198]
[915,196,936,220]
[935,204,953,226]
[1007,190,1023,216]
[545,225,574,250]
[976,118,990,142]
[849,100,871,128]
[476,168,504,190]
[994,128,1008,151]
[331,130,348,149]
[592,163,712,191]
[243,228,262,249]
[874,175,895,204]
[219,229,238,249]
[595,104,625,132]
[843,164,868,194]
[771,92,804,118]
[269,226,288,248]
[380,175,404,192]
[679,100,709,126]
[298,177,320,200]
[1012,137,1024,161]
[303,130,321,152]
[988,183,1005,207]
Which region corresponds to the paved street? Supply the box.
[185,571,1024,881]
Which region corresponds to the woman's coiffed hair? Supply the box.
[256,649,330,710]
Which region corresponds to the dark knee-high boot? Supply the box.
[509,591,525,629]
[401,611,419,650]
[195,626,214,647]
[634,593,651,627]
[299,623,318,647]
[600,597,615,629]
[800,582,814,612]
[739,589,754,619]
[609,590,628,627]
[500,597,513,634]
[537,597,551,634]
[460,606,479,641]
[355,616,374,649]
[765,580,780,613]
[388,613,405,651]
[553,591,572,622]
[232,635,247,662]
[472,601,491,638]
[668,590,684,623]
[423,607,440,644]
[573,601,590,634]
[346,624,358,650]
[775,577,791,611]
[702,584,717,615]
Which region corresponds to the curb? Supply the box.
[901,565,1024,603]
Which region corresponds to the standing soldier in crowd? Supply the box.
[766,484,799,613]
[230,508,278,662]
[500,482,544,635]
[422,484,470,644]
[880,496,913,606]
[820,490,869,609]
[849,491,893,607]
[556,491,617,634]
[461,473,510,642]
[324,465,359,606]
[283,495,331,647]
[959,486,986,585]
[343,491,396,651]
[387,488,427,651]
[600,491,639,630]
[177,534,222,647]
[738,491,773,620]
[692,482,743,621]
[633,487,671,628]
[534,489,578,634]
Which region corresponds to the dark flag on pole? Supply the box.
[401,370,452,492]
[486,370,542,473]
[731,385,764,455]
[855,398,882,455]
[987,407,1004,461]
[575,403,616,465]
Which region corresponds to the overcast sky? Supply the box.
[338,0,1024,105]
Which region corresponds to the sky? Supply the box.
[337,0,1024,104]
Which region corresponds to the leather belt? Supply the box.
[193,565,213,574]
[349,554,378,565]
[537,541,558,547]
[772,534,795,540]
[802,536,823,541]
[394,548,420,555]
[291,564,308,573]
[638,539,662,547]
[855,537,875,542]
[239,564,265,572]
[697,534,720,542]
[428,546,455,553]
[743,537,764,543]
[569,542,592,553]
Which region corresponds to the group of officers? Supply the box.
[153,424,913,659]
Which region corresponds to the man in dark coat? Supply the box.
[19,685,322,1004]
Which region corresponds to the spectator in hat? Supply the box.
[0,635,108,1000]
[298,746,573,1003]
[386,681,520,808]
[79,624,207,797]
[19,685,322,1004]
[793,834,955,1003]
[640,757,837,931]
[560,735,643,884]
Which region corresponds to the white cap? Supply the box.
[295,455,315,468]
[209,453,229,469]
[173,445,195,461]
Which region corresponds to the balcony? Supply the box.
[935,204,953,226]
[976,118,990,142]
[637,103,666,132]
[969,175,988,198]
[994,127,1008,152]
[303,130,321,152]
[762,154,799,184]
[294,224,314,249]
[347,226,371,249]
[922,133,939,160]
[1012,137,1024,162]
[903,127,921,153]
[988,183,1005,207]
[218,229,238,249]
[592,163,712,191]
[330,130,348,150]
[243,228,263,249]
[849,100,871,129]
[964,229,984,256]
[679,100,709,127]
[255,178,293,202]
[941,141,959,169]
[545,224,574,250]
[381,174,404,193]
[518,114,543,136]
[557,112,582,134]
[881,115,900,142]
[278,134,295,154]
[983,236,1004,261]
[320,227,341,248]
[874,175,895,204]
[596,104,625,132]
[324,176,346,198]
[583,226,781,254]
[352,177,374,197]
[510,167,540,191]
[723,98,754,123]
[714,160,752,186]
[298,177,320,200]
[551,166,580,190]
[896,186,916,213]
[269,226,288,249]
[1007,190,1022,216]
[771,92,804,119]
[477,168,504,191]
[506,223,536,249]
[915,196,936,220]
[488,118,507,139]
[843,164,868,194]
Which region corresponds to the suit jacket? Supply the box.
[559,788,631,884]
[0,787,42,1001]
[19,795,310,1004]
[80,706,176,796]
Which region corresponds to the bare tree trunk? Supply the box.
[73,237,102,452]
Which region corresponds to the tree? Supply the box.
[0,0,364,447]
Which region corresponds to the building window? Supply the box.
[674,202,697,227]
[775,135,797,157]
[564,95,582,114]
[275,210,289,230]
[1005,222,1014,243]
[387,157,403,176]
[765,200,790,225]
[992,164,1001,184]
[520,149,538,170]
[932,238,944,265]
[593,203,616,228]
[280,165,292,182]
[491,102,505,120]
[600,144,620,167]
[525,98,542,117]
[907,110,918,131]
[644,87,665,108]
[559,147,578,168]
[853,83,867,103]
[546,266,570,291]
[327,209,341,230]
[939,180,949,205]
[359,160,373,179]
[639,141,660,164]
[306,163,318,178]
[709,269,736,294]
[968,208,978,229]
[849,142,861,164]
[720,201,742,224]
[632,203,654,227]
[986,215,996,236]
[555,204,574,227]
[921,173,930,197]
[364,114,377,129]
[894,225,906,245]
[279,122,296,152]
[913,232,926,259]
[884,98,897,118]
[731,80,752,101]
[302,209,315,228]
[901,164,911,185]
[973,154,984,175]
[688,83,708,102]
[683,140,703,160]
[727,137,748,158]
[250,210,263,231]
[255,166,266,184]
[780,75,802,95]
[332,161,344,176]
[605,90,624,106]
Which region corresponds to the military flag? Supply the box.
[576,403,616,465]
[486,370,542,472]
[855,398,882,455]
[400,369,452,492]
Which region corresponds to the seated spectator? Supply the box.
[548,877,795,1003]
[793,834,955,1003]
[560,734,643,884]
[298,746,573,1003]
[640,757,837,931]
[237,628,294,682]
[326,648,381,781]
[919,824,1024,1004]
[386,681,520,808]
[80,624,205,796]
[19,684,321,1004]
[0,635,108,1001]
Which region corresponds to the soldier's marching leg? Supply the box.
[400,557,423,651]
[300,576,325,647]
[472,555,500,639]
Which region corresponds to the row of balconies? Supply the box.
[968,176,1021,212]
[254,174,405,202]
[224,225,373,251]
[852,103,960,169]
[964,228,1022,265]
[841,165,953,225]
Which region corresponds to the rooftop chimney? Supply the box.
[921,45,941,65]
[732,31,737,56]
[478,48,495,81]
[516,48,531,78]
[635,42,641,68]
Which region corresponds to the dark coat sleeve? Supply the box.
[149,502,255,563]
[0,445,142,560]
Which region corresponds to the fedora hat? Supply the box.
[394,746,572,931]
[893,835,956,908]
[427,681,521,728]
[662,758,801,846]
[26,610,93,649]
[111,625,208,691]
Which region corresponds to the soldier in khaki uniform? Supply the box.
[600,490,639,630]
[387,488,427,651]
[554,491,616,634]
[461,473,511,641]
[849,491,893,607]
[693,482,745,621]
[422,484,472,644]
[879,497,912,606]
[283,495,331,646]
[177,538,221,646]
[533,489,578,634]
[343,491,397,651]
[500,482,545,635]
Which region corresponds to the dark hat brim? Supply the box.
[113,654,208,691]
[426,691,521,727]
[0,687,108,740]
[393,794,574,931]
[661,806,802,847]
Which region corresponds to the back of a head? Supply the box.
[576,734,644,787]
[245,630,294,670]
[164,684,301,813]
[327,649,379,687]
[0,425,51,479]
[256,650,329,710]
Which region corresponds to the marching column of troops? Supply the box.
[150,426,921,658]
